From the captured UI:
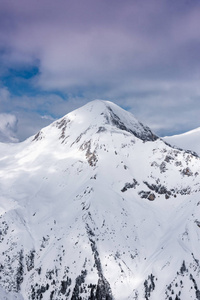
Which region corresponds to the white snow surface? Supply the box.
[164,127,200,156]
[0,100,200,300]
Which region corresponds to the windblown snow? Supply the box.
[0,100,200,300]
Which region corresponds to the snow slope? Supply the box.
[0,100,200,300]
[164,127,200,156]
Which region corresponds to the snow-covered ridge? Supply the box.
[164,127,200,156]
[0,100,200,300]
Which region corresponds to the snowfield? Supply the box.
[0,100,200,300]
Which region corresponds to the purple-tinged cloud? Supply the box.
[0,0,200,138]
[1,0,200,89]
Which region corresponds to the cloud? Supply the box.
[0,0,200,138]
[0,86,90,141]
[1,0,200,89]
[0,113,18,142]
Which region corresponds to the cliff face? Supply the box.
[0,100,200,300]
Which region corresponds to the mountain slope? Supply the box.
[0,100,200,300]
[164,127,200,156]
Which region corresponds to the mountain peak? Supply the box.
[33,100,158,143]
[1,101,200,299]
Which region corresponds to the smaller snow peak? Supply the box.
[164,127,200,156]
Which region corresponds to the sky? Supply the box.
[0,0,200,142]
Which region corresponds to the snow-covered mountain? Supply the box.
[0,100,200,300]
[164,127,200,156]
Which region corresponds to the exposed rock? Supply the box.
[139,191,156,200]
[107,106,158,142]
[182,167,193,176]
[148,193,156,201]
[32,130,44,142]
[144,274,155,300]
[80,140,98,166]
[121,179,139,192]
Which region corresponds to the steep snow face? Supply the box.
[0,100,200,300]
[164,127,200,156]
